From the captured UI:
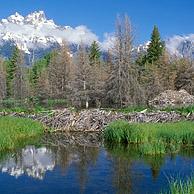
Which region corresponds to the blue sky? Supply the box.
[0,0,194,44]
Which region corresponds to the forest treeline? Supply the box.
[0,15,194,109]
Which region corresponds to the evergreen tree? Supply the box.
[146,25,165,64]
[88,41,107,107]
[30,52,55,95]
[6,47,20,98]
[0,59,6,100]
[89,41,101,65]
[13,58,27,100]
[31,64,38,86]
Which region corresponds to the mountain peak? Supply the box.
[6,12,24,24]
[0,10,98,61]
[25,10,47,25]
[0,11,48,26]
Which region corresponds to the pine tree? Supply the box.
[30,52,55,96]
[146,25,165,64]
[89,41,107,107]
[6,47,20,98]
[0,59,6,100]
[89,41,101,65]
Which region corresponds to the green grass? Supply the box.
[162,105,194,116]
[47,99,68,108]
[161,177,194,194]
[0,116,44,151]
[0,98,69,114]
[104,120,194,155]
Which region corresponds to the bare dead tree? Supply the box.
[106,15,142,107]
[70,44,92,108]
[36,69,50,102]
[47,42,72,99]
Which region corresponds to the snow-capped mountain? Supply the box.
[166,34,194,59]
[133,36,194,59]
[0,11,98,64]
[0,11,194,64]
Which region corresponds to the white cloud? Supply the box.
[51,25,99,45]
[100,33,116,51]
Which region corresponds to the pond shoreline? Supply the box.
[1,108,194,151]
[0,108,193,132]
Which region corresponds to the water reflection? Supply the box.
[0,146,55,179]
[105,143,166,179]
[0,145,100,180]
[105,144,194,194]
[0,143,194,194]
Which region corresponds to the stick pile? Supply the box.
[0,108,184,132]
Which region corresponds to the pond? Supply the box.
[0,140,194,194]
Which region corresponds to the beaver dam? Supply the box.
[1,108,192,132]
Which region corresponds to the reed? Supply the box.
[104,120,194,155]
[161,177,194,194]
[0,116,44,151]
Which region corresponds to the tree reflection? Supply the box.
[0,141,194,193]
[74,146,99,193]
[105,143,166,193]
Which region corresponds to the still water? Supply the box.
[0,143,194,194]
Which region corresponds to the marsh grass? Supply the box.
[0,116,44,151]
[161,176,194,194]
[104,120,194,155]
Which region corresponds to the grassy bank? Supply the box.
[161,177,194,194]
[104,120,194,155]
[0,116,44,151]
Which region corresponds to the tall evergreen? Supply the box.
[6,46,20,98]
[0,59,6,99]
[30,52,55,95]
[89,41,101,65]
[146,25,165,64]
